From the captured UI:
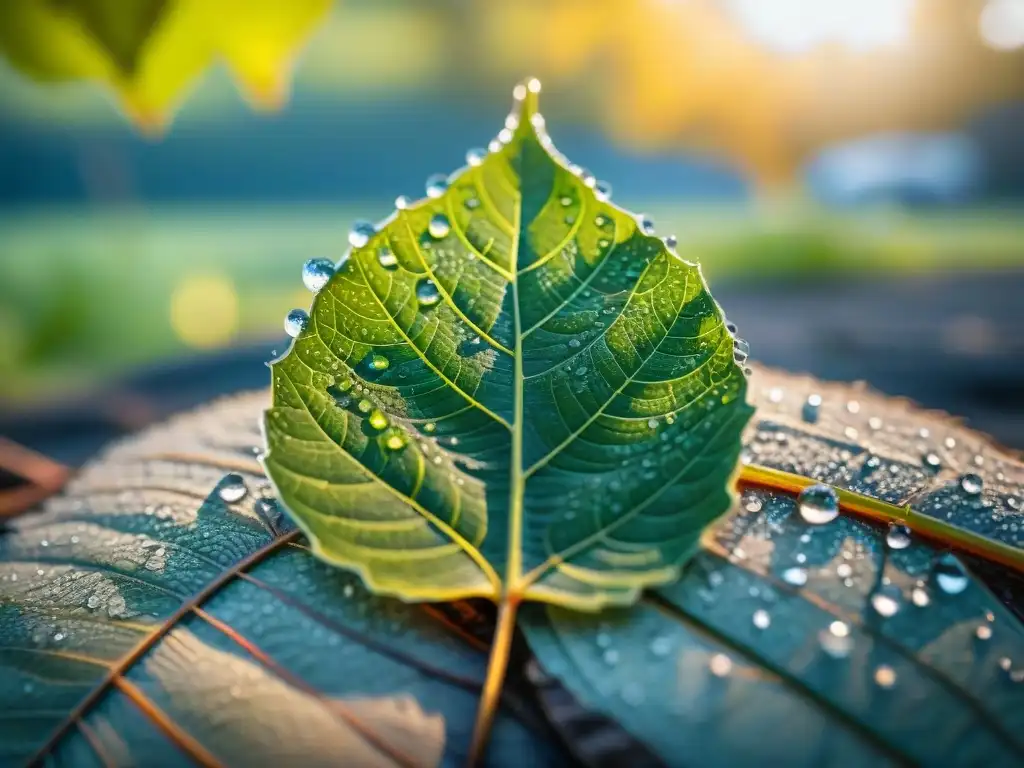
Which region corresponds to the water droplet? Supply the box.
[638,214,655,234]
[870,585,901,617]
[836,563,853,578]
[650,635,673,657]
[733,338,750,363]
[752,609,771,629]
[384,432,406,451]
[464,197,480,210]
[874,665,897,688]
[820,621,852,658]
[466,148,486,166]
[709,653,733,677]
[603,648,619,666]
[301,258,335,293]
[664,234,677,248]
[378,247,398,270]
[594,181,612,201]
[348,220,376,248]
[782,567,808,586]
[218,474,248,503]
[425,174,448,198]
[960,473,983,496]
[934,553,969,595]
[976,624,993,640]
[368,410,388,431]
[284,309,309,338]
[423,422,436,433]
[366,354,389,373]
[797,484,839,525]
[357,399,373,414]
[886,523,911,550]
[923,452,942,470]
[912,585,930,607]
[802,393,822,423]
[416,279,441,307]
[395,195,410,210]
[428,214,451,239]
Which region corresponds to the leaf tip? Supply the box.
[511,76,543,130]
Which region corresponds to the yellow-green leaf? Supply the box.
[262,80,753,612]
[0,0,332,130]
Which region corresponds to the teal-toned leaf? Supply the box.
[0,393,563,767]
[262,82,753,611]
[521,367,1024,767]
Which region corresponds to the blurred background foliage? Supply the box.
[0,0,1023,406]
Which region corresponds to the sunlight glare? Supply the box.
[725,0,917,54]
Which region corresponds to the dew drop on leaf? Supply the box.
[870,585,901,617]
[368,410,388,431]
[650,635,673,657]
[368,353,390,372]
[709,653,733,677]
[284,309,309,338]
[923,452,942,470]
[934,553,969,595]
[357,399,373,414]
[638,214,655,234]
[425,174,448,198]
[664,234,677,248]
[874,665,897,688]
[348,220,376,248]
[976,624,993,641]
[218,474,248,504]
[960,472,983,496]
[886,523,912,550]
[912,585,931,607]
[428,214,451,239]
[752,609,771,629]
[802,393,822,423]
[384,432,406,451]
[466,147,486,166]
[782,567,808,586]
[301,258,335,293]
[416,279,441,307]
[797,483,839,525]
[820,620,852,658]
[378,247,398,270]
[395,195,410,210]
[594,180,612,201]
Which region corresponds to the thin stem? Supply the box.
[467,597,519,766]
[739,463,1024,575]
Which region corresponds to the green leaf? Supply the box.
[0,0,332,130]
[262,81,753,612]
[521,367,1024,767]
[0,394,563,766]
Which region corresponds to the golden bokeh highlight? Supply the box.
[170,273,239,349]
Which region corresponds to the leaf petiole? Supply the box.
[468,596,520,765]
[738,463,1024,575]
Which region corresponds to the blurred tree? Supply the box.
[472,0,1024,190]
[0,0,332,131]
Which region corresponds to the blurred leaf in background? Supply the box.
[0,0,332,130]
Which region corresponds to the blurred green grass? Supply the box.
[2,202,1022,402]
